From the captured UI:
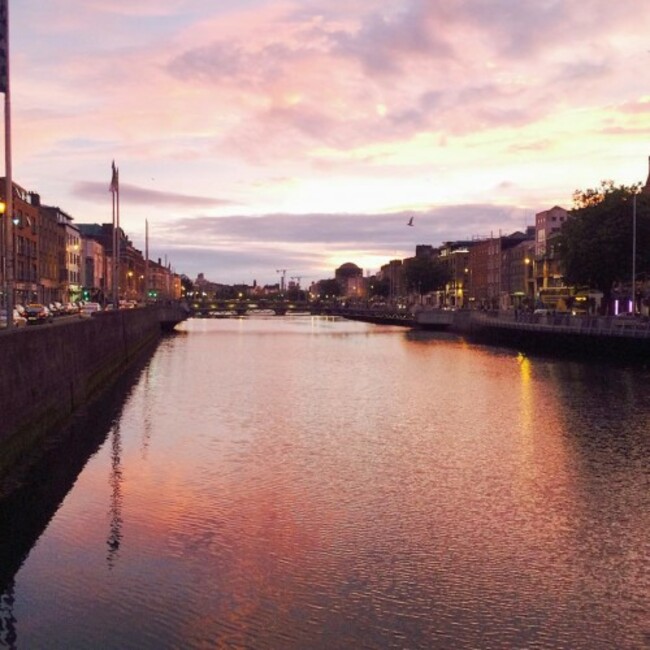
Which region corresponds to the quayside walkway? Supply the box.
[336,306,650,360]
[473,310,650,339]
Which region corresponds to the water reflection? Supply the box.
[2,317,649,649]
[0,582,16,649]
[106,424,124,569]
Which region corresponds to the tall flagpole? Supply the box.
[632,191,637,314]
[110,161,119,307]
[1,0,13,328]
[116,165,120,303]
[144,218,149,302]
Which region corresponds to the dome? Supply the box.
[335,262,363,278]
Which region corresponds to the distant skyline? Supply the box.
[6,1,650,284]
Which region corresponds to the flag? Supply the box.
[0,0,8,95]
[109,160,119,193]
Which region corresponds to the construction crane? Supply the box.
[276,269,287,293]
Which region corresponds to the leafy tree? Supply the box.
[560,182,650,306]
[572,180,619,209]
[316,278,341,298]
[286,286,306,301]
[180,274,194,297]
[404,256,450,297]
[368,277,390,298]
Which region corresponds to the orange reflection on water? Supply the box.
[16,318,649,649]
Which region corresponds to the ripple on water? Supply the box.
[8,318,650,649]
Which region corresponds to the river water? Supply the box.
[1,315,648,649]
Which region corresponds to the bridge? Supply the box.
[189,300,429,323]
[190,299,333,317]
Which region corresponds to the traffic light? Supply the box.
[82,288,90,300]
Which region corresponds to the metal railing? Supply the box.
[476,311,650,339]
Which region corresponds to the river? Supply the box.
[1,315,648,649]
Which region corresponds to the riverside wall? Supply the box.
[343,306,650,361]
[0,307,177,472]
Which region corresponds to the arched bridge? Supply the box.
[190,299,334,317]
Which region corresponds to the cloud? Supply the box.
[617,99,650,115]
[10,0,650,288]
[72,181,238,208]
[162,205,530,251]
[167,41,305,88]
[152,203,534,284]
[327,3,453,75]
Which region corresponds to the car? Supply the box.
[0,308,27,328]
[79,302,102,317]
[24,303,54,324]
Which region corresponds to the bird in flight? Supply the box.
[407,216,414,226]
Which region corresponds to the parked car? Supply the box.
[79,302,102,317]
[24,303,54,324]
[0,308,27,328]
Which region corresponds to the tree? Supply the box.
[404,256,450,298]
[560,182,650,308]
[316,279,341,298]
[180,274,194,297]
[286,286,305,301]
[368,277,390,299]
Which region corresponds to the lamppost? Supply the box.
[524,257,532,305]
[0,198,5,307]
[631,191,637,314]
[0,199,18,327]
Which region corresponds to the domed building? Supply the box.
[335,262,365,298]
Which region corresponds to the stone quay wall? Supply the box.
[0,307,169,465]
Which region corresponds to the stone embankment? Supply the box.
[339,306,650,360]
[0,305,186,477]
[462,310,650,359]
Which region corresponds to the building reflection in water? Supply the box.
[2,319,649,649]
[107,423,124,570]
[0,581,17,649]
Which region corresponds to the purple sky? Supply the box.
[6,1,650,284]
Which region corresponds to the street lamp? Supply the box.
[524,257,531,299]
[0,200,5,313]
[0,200,17,327]
[632,191,637,314]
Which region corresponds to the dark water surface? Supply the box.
[1,316,648,649]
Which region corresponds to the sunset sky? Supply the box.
[7,1,650,285]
